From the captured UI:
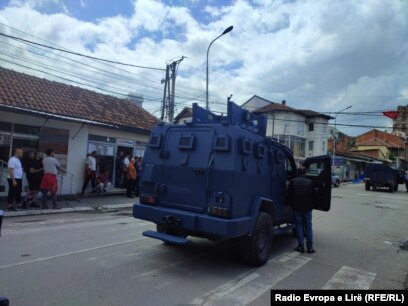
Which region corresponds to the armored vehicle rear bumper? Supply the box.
[133,203,253,238]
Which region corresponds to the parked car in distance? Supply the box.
[332,174,340,187]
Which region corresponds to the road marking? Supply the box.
[0,237,147,270]
[130,249,216,280]
[189,252,311,306]
[322,265,376,289]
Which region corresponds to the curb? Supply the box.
[3,203,134,218]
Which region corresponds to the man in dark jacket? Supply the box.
[288,166,316,254]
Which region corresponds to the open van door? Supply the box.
[303,155,332,211]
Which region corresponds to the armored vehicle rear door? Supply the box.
[160,126,215,213]
[303,155,332,211]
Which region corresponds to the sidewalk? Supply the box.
[1,190,139,218]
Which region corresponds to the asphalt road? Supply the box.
[0,183,407,306]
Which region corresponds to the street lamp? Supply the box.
[332,106,352,169]
[206,25,233,110]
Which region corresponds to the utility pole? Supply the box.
[160,66,170,121]
[161,57,184,122]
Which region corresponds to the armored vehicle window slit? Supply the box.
[214,135,230,152]
[254,143,265,159]
[149,133,162,148]
[239,137,252,155]
[178,134,195,150]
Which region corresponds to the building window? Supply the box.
[322,141,326,152]
[309,141,314,151]
[308,123,314,131]
[89,134,116,143]
[275,135,306,158]
[38,127,69,169]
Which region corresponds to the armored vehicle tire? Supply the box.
[388,184,394,193]
[334,180,340,187]
[394,184,398,191]
[241,212,273,267]
[365,183,370,191]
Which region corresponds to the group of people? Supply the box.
[81,151,112,195]
[114,152,142,198]
[7,147,65,211]
[81,151,142,198]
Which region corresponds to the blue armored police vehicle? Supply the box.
[133,101,331,266]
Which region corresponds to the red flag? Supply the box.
[383,111,399,119]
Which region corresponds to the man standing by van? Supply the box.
[288,166,316,254]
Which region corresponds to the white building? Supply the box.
[242,95,333,165]
[0,67,157,197]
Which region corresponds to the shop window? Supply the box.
[0,122,11,132]
[14,124,40,135]
[89,134,116,143]
[38,127,69,169]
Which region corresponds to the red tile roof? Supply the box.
[253,100,333,120]
[0,67,158,133]
[357,139,401,148]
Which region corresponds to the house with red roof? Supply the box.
[350,129,406,167]
[242,95,333,165]
[0,67,158,195]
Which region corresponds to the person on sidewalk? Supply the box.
[288,166,316,254]
[126,158,137,198]
[96,166,111,192]
[81,151,97,195]
[22,151,43,208]
[134,156,142,197]
[122,153,130,188]
[7,148,24,211]
[115,151,124,188]
[40,148,65,209]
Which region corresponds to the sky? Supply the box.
[0,0,407,136]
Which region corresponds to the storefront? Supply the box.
[0,113,150,197]
[0,66,157,198]
[86,134,147,188]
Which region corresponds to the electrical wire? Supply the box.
[0,32,165,71]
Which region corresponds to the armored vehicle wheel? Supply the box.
[388,184,394,193]
[241,212,273,267]
[365,183,370,191]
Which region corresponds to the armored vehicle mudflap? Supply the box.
[142,230,190,245]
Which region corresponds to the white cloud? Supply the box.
[0,0,407,135]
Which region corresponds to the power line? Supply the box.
[0,32,166,71]
[1,59,162,101]
[0,24,227,109]
[0,41,166,94]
